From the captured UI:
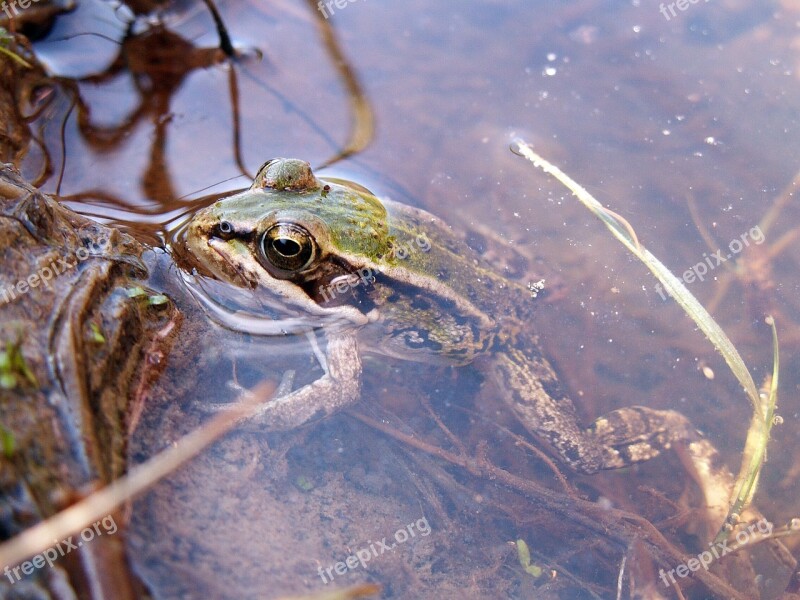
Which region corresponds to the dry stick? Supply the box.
[759,166,800,236]
[202,0,236,57]
[452,404,577,498]
[0,380,276,569]
[350,413,748,600]
[686,194,738,276]
[419,395,468,456]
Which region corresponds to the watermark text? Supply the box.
[4,515,118,584]
[317,516,431,584]
[1,239,107,307]
[317,0,366,20]
[659,518,771,586]
[660,0,712,22]
[318,233,431,304]
[1,0,48,20]
[654,225,764,300]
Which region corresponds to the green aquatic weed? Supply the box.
[0,425,14,458]
[126,286,170,307]
[0,27,31,68]
[515,539,544,578]
[0,337,38,390]
[294,475,315,492]
[90,322,106,344]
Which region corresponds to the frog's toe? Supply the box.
[588,406,699,470]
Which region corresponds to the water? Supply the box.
[18,0,800,597]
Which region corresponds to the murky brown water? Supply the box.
[10,0,800,597]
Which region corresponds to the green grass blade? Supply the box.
[714,317,779,543]
[0,44,31,69]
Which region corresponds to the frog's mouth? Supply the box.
[205,236,374,325]
[301,267,380,313]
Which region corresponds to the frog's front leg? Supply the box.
[238,331,362,430]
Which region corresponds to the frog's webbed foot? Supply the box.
[587,406,733,522]
[207,332,362,431]
[585,407,733,518]
[588,406,700,470]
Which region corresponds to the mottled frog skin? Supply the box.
[186,158,700,474]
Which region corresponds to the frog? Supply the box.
[184,157,712,477]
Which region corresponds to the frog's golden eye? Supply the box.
[261,223,316,273]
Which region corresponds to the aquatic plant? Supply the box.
[0,27,31,68]
[512,139,780,543]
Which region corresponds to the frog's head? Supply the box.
[186,158,393,315]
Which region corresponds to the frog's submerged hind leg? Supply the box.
[492,343,711,476]
[493,339,800,577]
[493,348,742,530]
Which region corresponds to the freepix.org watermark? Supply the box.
[1,0,46,20]
[317,516,431,584]
[658,518,771,586]
[4,515,118,584]
[0,239,107,307]
[659,0,711,22]
[316,0,365,20]
[318,233,431,304]
[654,225,764,300]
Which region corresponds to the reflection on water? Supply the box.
[13,0,800,598]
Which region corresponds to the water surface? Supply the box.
[21,1,800,597]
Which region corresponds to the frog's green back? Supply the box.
[380,198,531,317]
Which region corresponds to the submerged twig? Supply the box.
[0,380,276,568]
[351,412,748,599]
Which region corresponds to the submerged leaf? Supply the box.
[147,294,169,306]
[126,286,148,299]
[0,373,15,390]
[515,539,544,578]
[0,337,37,389]
[90,322,106,344]
[0,425,14,458]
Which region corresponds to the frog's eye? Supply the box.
[261,223,316,273]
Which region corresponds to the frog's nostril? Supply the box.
[216,221,235,239]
